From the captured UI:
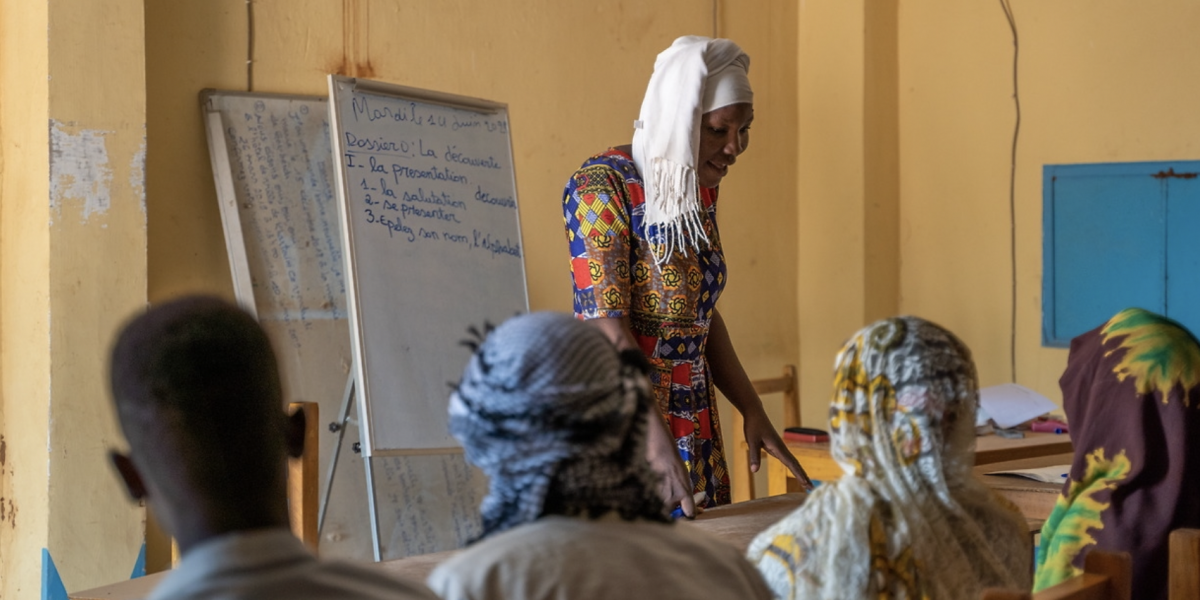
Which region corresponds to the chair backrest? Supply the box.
[1171,529,1200,600]
[980,549,1132,600]
[752,364,801,432]
[730,365,800,502]
[287,401,320,550]
[157,401,321,570]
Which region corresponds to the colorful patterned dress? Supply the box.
[562,148,730,507]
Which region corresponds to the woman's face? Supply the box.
[697,103,753,188]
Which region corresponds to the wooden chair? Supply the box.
[730,365,800,502]
[980,549,1131,600]
[1171,528,1200,600]
[288,401,320,551]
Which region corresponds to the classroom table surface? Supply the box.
[69,493,808,600]
[378,493,809,582]
[768,430,1074,496]
[974,452,1073,521]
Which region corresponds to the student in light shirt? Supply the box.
[427,311,772,600]
[107,295,439,600]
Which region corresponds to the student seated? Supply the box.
[1034,308,1200,599]
[426,312,773,600]
[107,296,439,600]
[747,316,1031,599]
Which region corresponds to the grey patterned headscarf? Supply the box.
[449,312,669,539]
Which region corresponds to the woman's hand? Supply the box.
[644,407,698,518]
[742,405,814,491]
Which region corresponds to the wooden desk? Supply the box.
[685,491,805,550]
[974,452,1073,521]
[768,431,1073,496]
[70,493,808,599]
[377,493,807,581]
[70,573,162,600]
[974,432,1074,465]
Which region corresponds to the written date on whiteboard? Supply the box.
[340,99,520,259]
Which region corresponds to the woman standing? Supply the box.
[562,36,810,516]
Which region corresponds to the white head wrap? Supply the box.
[632,36,752,263]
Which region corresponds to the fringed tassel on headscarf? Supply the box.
[643,156,709,263]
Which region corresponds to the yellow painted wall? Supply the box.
[713,0,800,496]
[796,0,886,428]
[1,0,147,594]
[145,1,246,303]
[717,0,800,380]
[897,0,1200,403]
[795,0,1200,430]
[0,1,52,596]
[862,0,900,327]
[146,1,799,501]
[45,0,149,590]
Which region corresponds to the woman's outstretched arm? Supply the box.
[707,309,813,490]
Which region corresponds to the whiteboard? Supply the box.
[327,76,528,454]
[202,89,487,560]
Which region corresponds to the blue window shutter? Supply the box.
[1043,163,1168,346]
[1167,175,1200,336]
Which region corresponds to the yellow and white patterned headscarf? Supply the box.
[747,316,1031,599]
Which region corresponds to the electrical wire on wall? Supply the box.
[999,0,1020,382]
[247,0,256,91]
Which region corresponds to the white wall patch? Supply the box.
[129,137,146,215]
[49,120,113,221]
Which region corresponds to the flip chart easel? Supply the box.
[203,89,490,563]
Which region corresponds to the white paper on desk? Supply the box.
[975,404,992,427]
[979,383,1057,429]
[986,464,1072,484]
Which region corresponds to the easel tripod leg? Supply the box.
[365,455,383,562]
[315,373,383,562]
[317,375,356,535]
